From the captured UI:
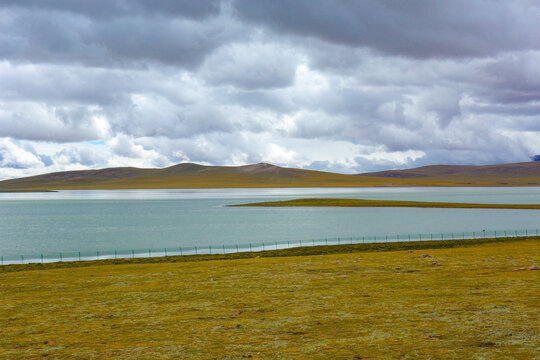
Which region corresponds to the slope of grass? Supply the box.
[1,238,538,359]
[1,161,540,191]
[231,198,540,209]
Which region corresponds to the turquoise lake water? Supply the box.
[0,187,539,258]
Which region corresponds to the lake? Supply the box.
[0,187,539,262]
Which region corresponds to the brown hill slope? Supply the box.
[0,162,410,191]
[361,161,540,185]
[1,161,539,191]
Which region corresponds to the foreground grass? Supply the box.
[1,239,538,359]
[231,198,540,209]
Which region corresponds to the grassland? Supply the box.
[231,198,540,209]
[1,237,538,359]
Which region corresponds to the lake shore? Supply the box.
[1,235,535,272]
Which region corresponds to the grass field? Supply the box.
[231,198,540,209]
[1,238,538,359]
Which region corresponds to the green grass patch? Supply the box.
[0,238,538,359]
[231,197,540,209]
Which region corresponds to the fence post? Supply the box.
[209,245,212,255]
[21,255,24,264]
[338,237,340,245]
[397,235,399,242]
[179,247,182,256]
[419,234,422,241]
[78,252,81,261]
[526,230,528,236]
[262,243,265,251]
[97,251,99,260]
[236,244,239,252]
[362,236,365,243]
[132,249,135,258]
[325,239,327,245]
[441,233,443,240]
[195,246,198,255]
[165,248,167,257]
[41,254,44,263]
[60,253,62,262]
[312,239,315,246]
[148,248,151,257]
[115,249,117,259]
[249,243,252,252]
[350,237,353,244]
[275,241,278,250]
[1,256,3,265]
[408,234,411,241]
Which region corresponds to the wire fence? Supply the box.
[1,228,539,266]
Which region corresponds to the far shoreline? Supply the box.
[230,198,540,210]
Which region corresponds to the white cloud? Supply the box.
[264,143,298,165]
[0,138,45,169]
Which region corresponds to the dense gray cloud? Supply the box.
[0,0,538,179]
[0,0,221,19]
[0,1,243,68]
[201,42,300,89]
[234,0,539,58]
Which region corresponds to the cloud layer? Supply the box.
[1,0,539,179]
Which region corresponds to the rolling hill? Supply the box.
[0,162,406,191]
[361,161,540,185]
[0,161,539,191]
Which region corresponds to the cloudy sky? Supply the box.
[1,0,539,179]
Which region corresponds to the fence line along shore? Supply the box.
[1,228,538,266]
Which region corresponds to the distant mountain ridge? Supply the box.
[361,162,540,181]
[1,161,539,191]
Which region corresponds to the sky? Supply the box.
[0,0,539,179]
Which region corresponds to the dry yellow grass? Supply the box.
[1,240,538,359]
